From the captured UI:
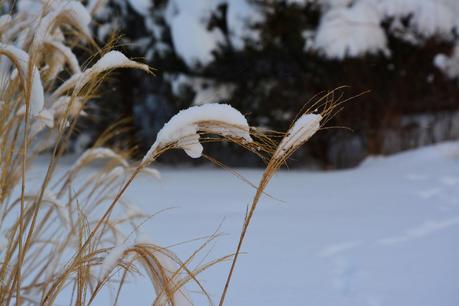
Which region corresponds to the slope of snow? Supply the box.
[31,142,459,305]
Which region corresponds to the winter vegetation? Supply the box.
[0,0,457,305]
[100,0,459,63]
[75,0,459,168]
[0,1,337,305]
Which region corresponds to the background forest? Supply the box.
[27,0,459,168]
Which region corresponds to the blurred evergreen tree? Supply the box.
[83,0,459,167]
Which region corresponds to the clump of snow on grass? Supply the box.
[54,51,149,96]
[0,43,44,115]
[91,51,141,72]
[274,113,321,158]
[143,103,252,161]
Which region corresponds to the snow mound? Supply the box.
[360,141,459,168]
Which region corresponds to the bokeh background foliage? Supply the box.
[8,0,459,168]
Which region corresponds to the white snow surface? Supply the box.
[32,141,459,305]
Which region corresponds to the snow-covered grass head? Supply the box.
[142,103,254,164]
[219,91,351,305]
[272,113,322,159]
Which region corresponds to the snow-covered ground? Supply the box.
[35,142,459,305]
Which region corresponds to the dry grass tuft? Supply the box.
[0,1,343,305]
[0,1,219,305]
